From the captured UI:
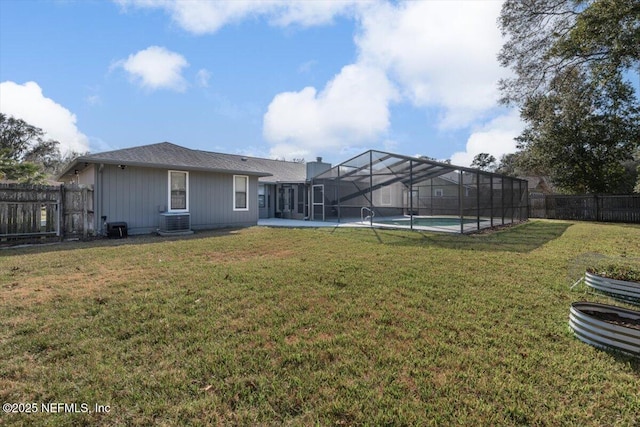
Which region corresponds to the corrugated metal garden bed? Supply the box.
[584,272,640,304]
[569,302,640,357]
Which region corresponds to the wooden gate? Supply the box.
[0,183,94,244]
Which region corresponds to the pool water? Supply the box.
[375,217,479,227]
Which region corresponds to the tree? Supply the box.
[498,0,640,193]
[498,0,640,105]
[634,148,640,193]
[516,68,638,193]
[0,113,61,183]
[495,152,532,177]
[470,153,497,172]
[0,154,45,183]
[418,155,451,164]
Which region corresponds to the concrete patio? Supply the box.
[257,218,369,228]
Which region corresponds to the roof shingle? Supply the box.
[59,142,306,181]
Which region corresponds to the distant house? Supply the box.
[58,142,330,235]
[521,176,556,194]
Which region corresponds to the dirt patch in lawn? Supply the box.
[0,266,140,307]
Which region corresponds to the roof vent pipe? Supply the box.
[316,157,322,163]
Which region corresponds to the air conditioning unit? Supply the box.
[159,213,192,235]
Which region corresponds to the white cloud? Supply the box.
[263,1,510,159]
[114,0,365,34]
[450,109,523,167]
[269,1,363,27]
[356,1,505,129]
[0,81,90,154]
[114,46,189,92]
[114,1,514,161]
[263,64,397,159]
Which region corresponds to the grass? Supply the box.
[587,261,640,282]
[1,220,639,426]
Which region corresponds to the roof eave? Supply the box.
[58,158,272,179]
[57,157,93,180]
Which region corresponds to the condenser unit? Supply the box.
[159,213,192,235]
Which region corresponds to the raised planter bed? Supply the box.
[569,302,640,357]
[584,272,640,304]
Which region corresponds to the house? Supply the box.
[521,176,557,194]
[58,143,527,236]
[256,157,331,220]
[58,142,329,235]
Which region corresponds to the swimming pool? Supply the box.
[374,217,480,227]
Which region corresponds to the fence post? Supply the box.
[490,176,494,227]
[82,186,88,239]
[594,194,599,222]
[59,185,65,240]
[544,194,549,219]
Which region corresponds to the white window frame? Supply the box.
[233,175,249,211]
[168,170,189,212]
[434,188,444,197]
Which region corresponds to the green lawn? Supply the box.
[1,220,639,426]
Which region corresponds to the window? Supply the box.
[169,171,188,212]
[434,188,444,197]
[297,184,305,214]
[234,175,249,211]
[378,186,392,205]
[258,184,266,208]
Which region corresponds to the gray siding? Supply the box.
[78,165,95,186]
[99,165,258,235]
[100,165,166,234]
[189,171,258,230]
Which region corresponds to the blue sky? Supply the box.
[0,0,554,166]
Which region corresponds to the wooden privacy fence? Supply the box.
[0,183,94,244]
[529,194,640,223]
